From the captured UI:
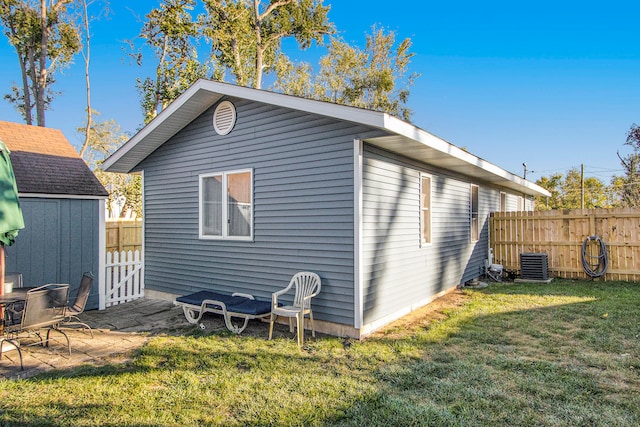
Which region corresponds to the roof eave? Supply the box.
[102,80,224,173]
[103,80,386,173]
[103,79,550,197]
[373,115,551,198]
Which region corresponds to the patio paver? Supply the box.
[0,298,188,380]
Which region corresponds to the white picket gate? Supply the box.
[101,250,144,309]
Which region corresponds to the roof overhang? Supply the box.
[102,79,550,198]
[367,117,550,197]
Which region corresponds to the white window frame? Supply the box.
[500,191,507,212]
[420,173,432,246]
[199,169,253,241]
[471,184,479,242]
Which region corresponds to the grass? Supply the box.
[1,279,639,426]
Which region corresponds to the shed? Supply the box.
[0,120,108,310]
[103,80,550,338]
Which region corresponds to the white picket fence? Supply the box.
[101,250,144,309]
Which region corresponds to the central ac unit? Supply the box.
[520,253,549,281]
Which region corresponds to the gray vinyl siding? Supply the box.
[524,196,535,211]
[133,94,537,330]
[137,97,386,326]
[501,193,535,212]
[4,198,102,309]
[362,145,499,325]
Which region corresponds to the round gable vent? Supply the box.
[213,100,236,135]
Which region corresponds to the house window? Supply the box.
[199,169,253,240]
[518,195,525,211]
[420,174,431,245]
[471,185,479,241]
[500,192,507,212]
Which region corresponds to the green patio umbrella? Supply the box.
[0,139,24,296]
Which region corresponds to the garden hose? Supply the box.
[581,235,608,278]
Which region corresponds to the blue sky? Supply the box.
[0,0,638,183]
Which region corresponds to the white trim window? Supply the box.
[199,169,253,240]
[420,174,432,245]
[471,184,479,241]
[500,191,507,212]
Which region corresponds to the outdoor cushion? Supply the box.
[229,299,272,316]
[175,291,247,308]
[174,290,273,334]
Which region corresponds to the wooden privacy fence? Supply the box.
[490,208,640,281]
[106,219,142,253]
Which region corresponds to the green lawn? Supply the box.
[1,280,639,426]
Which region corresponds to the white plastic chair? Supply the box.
[268,272,321,347]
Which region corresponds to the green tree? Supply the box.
[79,113,142,217]
[132,0,208,123]
[320,27,416,120]
[133,2,417,122]
[0,0,82,126]
[275,26,418,120]
[534,173,563,210]
[201,0,332,89]
[79,0,110,157]
[535,168,611,210]
[614,123,640,207]
[562,168,609,209]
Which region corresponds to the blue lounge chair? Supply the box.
[174,290,272,334]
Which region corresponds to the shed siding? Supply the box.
[138,97,384,326]
[4,198,102,309]
[361,144,518,325]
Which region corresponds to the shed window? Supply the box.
[199,170,252,240]
[471,185,479,241]
[500,192,507,212]
[420,174,431,245]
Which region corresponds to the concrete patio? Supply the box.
[0,298,191,380]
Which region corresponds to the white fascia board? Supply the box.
[382,115,551,197]
[101,79,550,197]
[199,80,387,128]
[102,80,221,173]
[102,79,386,173]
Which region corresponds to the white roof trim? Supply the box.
[379,115,550,196]
[102,79,550,197]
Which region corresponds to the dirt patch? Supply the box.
[369,289,471,339]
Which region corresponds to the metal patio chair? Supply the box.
[61,272,94,338]
[268,272,321,347]
[0,284,71,370]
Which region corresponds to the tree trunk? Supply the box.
[80,0,91,158]
[253,1,263,89]
[17,52,33,125]
[36,0,48,127]
[7,17,34,125]
[27,46,39,124]
[231,37,245,86]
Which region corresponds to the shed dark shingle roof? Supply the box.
[0,121,108,197]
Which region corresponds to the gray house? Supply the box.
[103,80,549,338]
[0,120,108,310]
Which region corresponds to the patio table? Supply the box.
[0,287,34,305]
[0,287,35,328]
